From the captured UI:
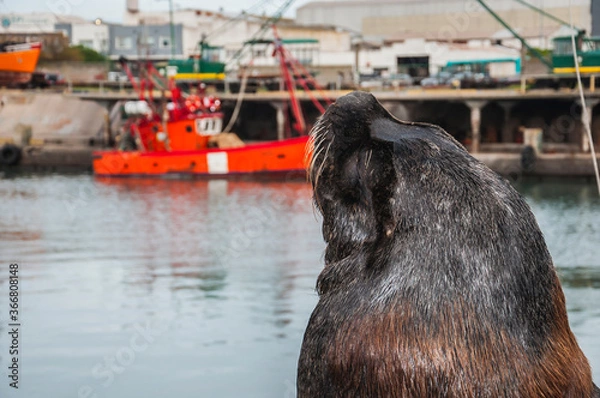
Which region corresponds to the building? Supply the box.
[8,0,592,83]
[1,12,109,55]
[297,0,591,46]
[108,23,184,60]
[296,0,596,78]
[356,38,520,78]
[592,0,600,35]
[56,21,109,55]
[1,12,66,33]
[120,2,353,74]
[0,8,354,85]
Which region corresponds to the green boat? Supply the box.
[552,34,600,74]
[168,42,226,81]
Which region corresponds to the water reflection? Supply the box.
[558,267,600,289]
[513,178,600,269]
[0,174,598,397]
[91,178,315,299]
[0,174,325,398]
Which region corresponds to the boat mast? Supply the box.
[273,26,306,134]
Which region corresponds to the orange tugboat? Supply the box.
[93,28,330,178]
[0,42,42,85]
[93,135,310,177]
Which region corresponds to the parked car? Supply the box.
[384,73,414,88]
[449,71,476,88]
[359,74,385,89]
[20,72,65,89]
[359,79,383,89]
[44,72,66,86]
[107,71,130,82]
[473,72,497,88]
[420,71,453,87]
[27,72,49,88]
[496,75,522,88]
[450,71,496,89]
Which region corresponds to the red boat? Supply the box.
[93,27,330,178]
[93,135,310,177]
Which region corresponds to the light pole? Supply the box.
[168,0,175,58]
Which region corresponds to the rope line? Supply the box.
[223,65,250,133]
[569,0,600,196]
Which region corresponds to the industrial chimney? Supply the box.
[126,0,139,13]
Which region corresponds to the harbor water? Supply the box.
[0,173,599,397]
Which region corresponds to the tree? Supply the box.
[72,45,108,62]
[39,45,107,63]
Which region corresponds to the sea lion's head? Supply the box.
[309,91,475,269]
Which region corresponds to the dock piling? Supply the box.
[271,101,285,141]
[580,99,598,153]
[467,101,486,153]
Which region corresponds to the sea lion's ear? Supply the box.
[370,117,434,147]
[369,117,404,145]
[370,115,466,155]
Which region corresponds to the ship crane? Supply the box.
[478,0,595,75]
[476,0,553,70]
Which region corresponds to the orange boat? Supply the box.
[92,92,310,177]
[93,135,309,177]
[93,29,330,178]
[0,42,42,84]
[92,61,312,178]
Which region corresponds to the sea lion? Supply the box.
[298,91,599,397]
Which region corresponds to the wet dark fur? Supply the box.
[298,91,599,397]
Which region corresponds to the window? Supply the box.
[583,39,600,52]
[100,39,108,53]
[159,36,171,49]
[252,48,266,58]
[115,36,133,50]
[138,36,155,49]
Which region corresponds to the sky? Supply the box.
[0,0,313,23]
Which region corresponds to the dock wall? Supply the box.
[0,91,108,169]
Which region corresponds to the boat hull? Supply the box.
[0,45,41,74]
[93,136,310,178]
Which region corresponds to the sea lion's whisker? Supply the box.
[306,120,326,172]
[308,143,326,183]
[308,122,331,183]
[314,137,333,189]
[366,149,373,169]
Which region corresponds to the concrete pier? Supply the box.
[214,89,600,177]
[2,88,600,176]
